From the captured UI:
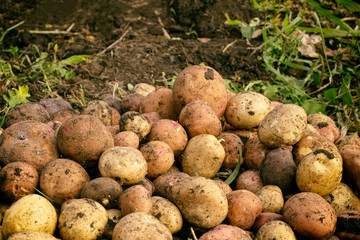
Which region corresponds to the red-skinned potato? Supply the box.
[336,133,360,149]
[81,100,113,126]
[213,180,233,195]
[218,132,243,170]
[307,112,339,142]
[113,131,140,149]
[142,112,161,127]
[51,108,79,123]
[110,107,121,126]
[253,212,284,231]
[199,224,252,240]
[39,97,72,116]
[172,65,228,118]
[243,134,271,170]
[235,170,263,193]
[99,93,122,114]
[5,102,50,127]
[121,93,144,113]
[153,172,190,198]
[119,185,152,216]
[340,144,360,192]
[132,177,155,197]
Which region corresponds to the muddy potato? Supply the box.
[283,192,337,239]
[148,119,188,156]
[243,134,271,170]
[336,133,360,149]
[153,171,190,197]
[142,112,161,126]
[256,185,284,213]
[232,128,257,145]
[172,65,228,117]
[218,132,243,170]
[81,100,113,126]
[258,104,307,148]
[296,149,342,196]
[112,212,172,240]
[336,210,360,239]
[58,198,108,240]
[39,97,72,117]
[255,220,296,240]
[323,182,360,212]
[181,134,225,178]
[51,108,79,123]
[7,231,59,240]
[40,158,90,204]
[213,180,233,195]
[0,120,59,172]
[340,144,360,192]
[140,141,175,179]
[235,170,263,193]
[80,177,122,209]
[113,131,140,148]
[5,102,50,127]
[2,194,57,239]
[132,83,155,96]
[98,146,147,185]
[119,111,151,142]
[109,107,121,127]
[199,224,252,240]
[140,87,178,120]
[103,209,122,239]
[259,148,297,194]
[308,113,340,142]
[179,100,222,138]
[121,93,144,113]
[132,177,155,196]
[99,93,122,114]
[119,185,152,216]
[151,196,183,234]
[225,91,273,129]
[57,115,114,167]
[253,212,284,231]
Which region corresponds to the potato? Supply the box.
[121,93,144,113]
[57,115,114,167]
[2,194,57,239]
[140,141,175,178]
[255,220,296,240]
[113,131,140,148]
[199,224,252,240]
[308,113,340,142]
[340,144,360,192]
[0,120,59,172]
[140,87,178,120]
[151,196,183,234]
[235,170,263,193]
[39,97,72,116]
[218,132,243,169]
[243,134,271,170]
[58,198,108,240]
[7,231,59,240]
[253,212,284,231]
[119,111,151,142]
[51,108,79,123]
[232,128,257,145]
[181,134,225,178]
[179,100,222,138]
[283,192,337,239]
[132,83,155,96]
[148,119,188,156]
[112,212,172,240]
[80,177,122,209]
[296,149,342,196]
[98,146,147,185]
[142,112,161,126]
[132,177,155,196]
[336,210,360,239]
[226,189,262,229]
[323,182,360,212]
[5,102,50,127]
[40,158,90,204]
[255,185,284,213]
[258,104,307,148]
[155,175,228,229]
[81,100,113,126]
[0,162,39,201]
[99,93,122,114]
[119,185,152,216]
[172,65,228,117]
[336,133,360,149]
[110,107,121,126]
[259,147,297,194]
[103,209,122,239]
[225,91,272,129]
[213,180,233,195]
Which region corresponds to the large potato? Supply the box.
[58,198,108,240]
[199,224,252,240]
[323,182,360,212]
[172,65,228,117]
[5,102,50,127]
[98,146,147,185]
[2,194,57,239]
[255,220,296,240]
[181,134,225,178]
[112,212,172,240]
[258,104,307,148]
[225,91,273,129]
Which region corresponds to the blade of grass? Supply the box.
[297,27,359,37]
[224,140,243,185]
[336,0,360,12]
[0,21,25,43]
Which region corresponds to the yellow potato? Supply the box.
[323,182,360,212]
[7,231,59,240]
[255,220,296,240]
[256,185,284,213]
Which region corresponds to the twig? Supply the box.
[190,227,198,240]
[95,27,132,57]
[222,40,238,53]
[28,30,75,35]
[66,23,75,32]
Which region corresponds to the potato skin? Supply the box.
[243,134,271,170]
[112,212,172,240]
[7,231,59,240]
[253,212,284,231]
[235,170,263,193]
[5,102,50,127]
[255,185,284,213]
[119,185,152,216]
[283,192,337,239]
[133,83,155,96]
[255,220,296,240]
[323,182,360,213]
[218,132,243,170]
[258,104,307,148]
[114,131,140,149]
[121,93,144,113]
[81,100,113,126]
[119,111,151,142]
[340,144,360,192]
[199,224,252,240]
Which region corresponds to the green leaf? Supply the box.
[241,23,255,39]
[60,55,91,65]
[336,0,360,12]
[341,93,353,105]
[324,88,337,101]
[127,83,134,91]
[224,140,242,185]
[302,100,327,115]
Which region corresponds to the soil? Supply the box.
[0,0,270,105]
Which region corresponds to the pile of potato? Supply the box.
[0,65,359,240]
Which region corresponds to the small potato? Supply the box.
[151,196,183,234]
[142,112,161,126]
[179,100,222,138]
[253,212,284,231]
[0,162,39,201]
[110,107,121,126]
[225,91,272,129]
[39,97,72,116]
[40,158,90,204]
[296,149,342,196]
[258,104,307,148]
[140,87,178,120]
[120,185,152,216]
[283,192,336,239]
[58,198,108,240]
[113,131,140,148]
[181,134,225,178]
[103,209,122,239]
[99,93,122,114]
[121,93,144,113]
[148,119,188,156]
[132,83,155,96]
[226,189,262,229]
[236,170,263,193]
[255,220,296,240]
[311,121,340,143]
[112,212,172,240]
[199,224,252,240]
[255,185,284,213]
[213,180,233,195]
[218,132,243,170]
[153,172,190,198]
[2,194,57,239]
[119,111,151,142]
[5,102,50,127]
[243,134,271,170]
[340,144,360,192]
[336,133,360,149]
[7,231,59,240]
[140,141,175,178]
[98,146,147,185]
[80,177,122,209]
[323,182,360,212]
